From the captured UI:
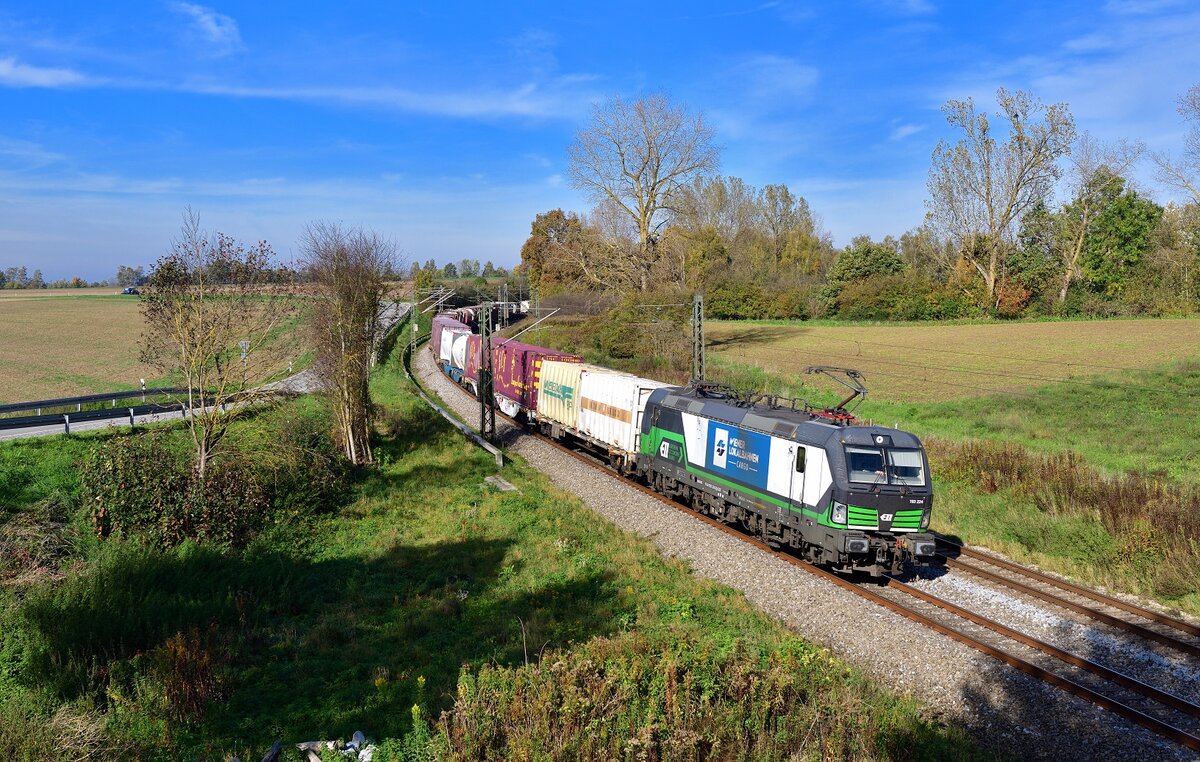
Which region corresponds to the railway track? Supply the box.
[936,539,1200,659]
[406,343,1200,754]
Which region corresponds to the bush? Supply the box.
[707,280,771,319]
[83,432,269,548]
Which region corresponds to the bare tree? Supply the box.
[1056,133,1144,302]
[303,222,396,466]
[141,210,298,478]
[926,88,1075,301]
[567,94,719,291]
[1154,83,1200,203]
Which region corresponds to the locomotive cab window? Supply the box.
[887,448,926,486]
[846,446,885,483]
[795,448,806,473]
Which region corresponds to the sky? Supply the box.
[1,1,1199,281]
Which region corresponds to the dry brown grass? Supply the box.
[0,286,122,299]
[0,294,155,403]
[708,319,1200,402]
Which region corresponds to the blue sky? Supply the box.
[2,1,1199,280]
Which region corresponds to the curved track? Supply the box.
[405,340,1200,753]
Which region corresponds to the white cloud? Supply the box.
[170,2,244,55]
[0,56,86,87]
[179,78,593,119]
[889,123,925,141]
[735,54,819,101]
[0,137,66,166]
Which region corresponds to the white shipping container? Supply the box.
[439,328,468,365]
[451,333,471,371]
[577,369,671,455]
[537,360,598,429]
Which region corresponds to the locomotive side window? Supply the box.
[887,448,926,486]
[795,448,806,473]
[846,446,885,483]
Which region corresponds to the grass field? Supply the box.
[0,287,125,299]
[0,291,310,404]
[707,318,1200,402]
[0,294,156,403]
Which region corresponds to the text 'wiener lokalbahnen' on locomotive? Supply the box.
[431,308,937,576]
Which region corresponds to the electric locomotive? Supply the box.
[637,370,936,575]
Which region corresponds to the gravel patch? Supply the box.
[413,347,1198,761]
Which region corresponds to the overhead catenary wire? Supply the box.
[726,350,1031,399]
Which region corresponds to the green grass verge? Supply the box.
[0,341,979,760]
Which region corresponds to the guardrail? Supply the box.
[0,401,192,434]
[0,388,186,417]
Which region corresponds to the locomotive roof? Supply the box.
[652,386,923,449]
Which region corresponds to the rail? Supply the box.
[937,538,1200,640]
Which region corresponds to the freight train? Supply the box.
[430,312,937,575]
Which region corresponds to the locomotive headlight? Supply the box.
[831,501,847,525]
[921,506,931,529]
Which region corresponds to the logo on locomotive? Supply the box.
[707,422,770,490]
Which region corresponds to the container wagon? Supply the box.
[537,360,671,473]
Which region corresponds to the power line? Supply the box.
[724,351,1028,399]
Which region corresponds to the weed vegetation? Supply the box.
[0,339,979,759]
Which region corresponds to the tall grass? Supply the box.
[930,438,1200,601]
[430,630,967,762]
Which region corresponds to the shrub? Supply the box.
[83,432,269,548]
[707,280,771,319]
[928,437,1200,599]
[835,272,945,321]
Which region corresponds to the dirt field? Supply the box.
[707,319,1200,402]
[0,294,156,403]
[0,287,126,300]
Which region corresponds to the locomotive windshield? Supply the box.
[887,448,926,486]
[845,446,926,487]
